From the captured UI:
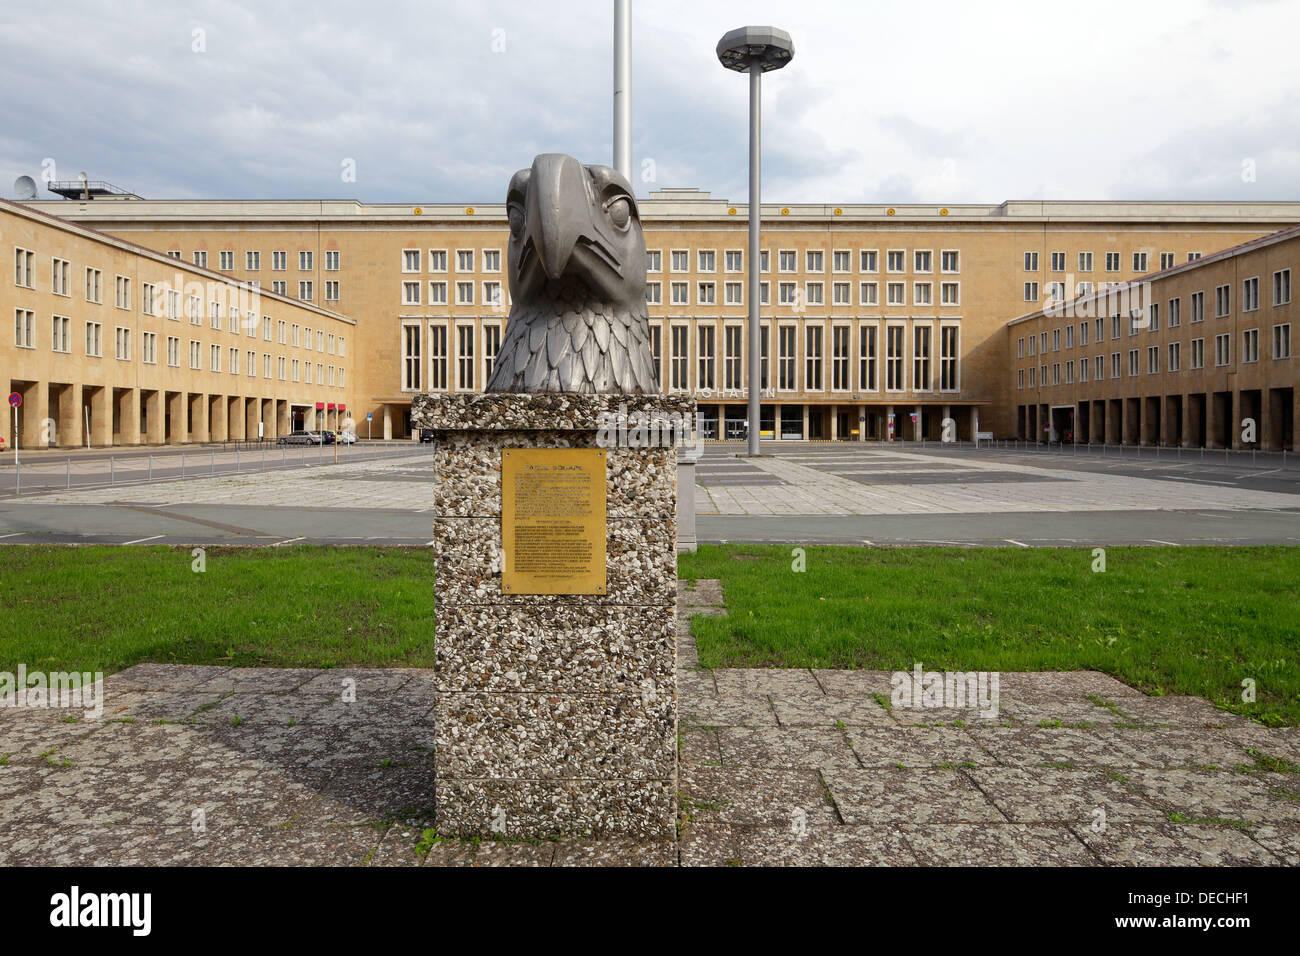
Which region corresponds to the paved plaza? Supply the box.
[1,581,1295,866]
[1,442,1298,547]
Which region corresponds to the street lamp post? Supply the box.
[717,26,794,457]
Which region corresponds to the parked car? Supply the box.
[319,430,337,445]
[419,429,435,444]
[277,430,324,446]
[336,431,357,444]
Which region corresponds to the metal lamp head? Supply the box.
[716,25,794,72]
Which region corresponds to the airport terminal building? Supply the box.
[9,189,1300,448]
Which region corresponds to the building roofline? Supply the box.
[1,197,356,325]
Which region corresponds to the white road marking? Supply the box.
[1147,539,1181,546]
[120,534,164,546]
[0,532,25,540]
[1004,539,1029,547]
[272,536,305,547]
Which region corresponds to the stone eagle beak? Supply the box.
[525,152,596,281]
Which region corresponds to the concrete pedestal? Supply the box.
[411,392,693,838]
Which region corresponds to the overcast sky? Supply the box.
[2,0,1297,205]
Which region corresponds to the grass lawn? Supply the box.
[679,544,1299,727]
[0,546,438,673]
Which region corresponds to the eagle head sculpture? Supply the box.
[484,153,659,394]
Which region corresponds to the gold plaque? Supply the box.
[501,448,606,595]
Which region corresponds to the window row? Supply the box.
[649,248,960,276]
[649,279,961,309]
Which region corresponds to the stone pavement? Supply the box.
[1,583,1296,865]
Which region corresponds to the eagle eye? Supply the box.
[606,196,632,230]
[508,204,525,239]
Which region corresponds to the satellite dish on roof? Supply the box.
[13,175,37,200]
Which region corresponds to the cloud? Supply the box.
[0,0,1296,205]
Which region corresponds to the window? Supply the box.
[1215,284,1231,317]
[1146,345,1159,374]
[84,268,102,303]
[212,343,223,372]
[193,251,208,268]
[299,251,313,271]
[885,324,905,391]
[114,275,131,309]
[325,251,340,271]
[51,258,70,296]
[939,325,959,391]
[1242,276,1259,312]
[1017,336,1025,358]
[272,250,287,271]
[1274,323,1292,359]
[832,250,850,273]
[1024,282,1038,302]
[913,325,931,391]
[14,308,34,348]
[805,325,823,391]
[429,281,448,305]
[277,319,287,344]
[860,250,878,273]
[1128,349,1139,376]
[1148,302,1159,332]
[1168,297,1181,328]
[760,281,770,306]
[646,281,662,305]
[1160,252,1175,270]
[760,250,770,273]
[646,250,662,273]
[456,280,473,304]
[1094,355,1103,380]
[51,314,70,352]
[913,282,932,306]
[430,324,448,389]
[141,282,156,316]
[165,335,179,367]
[299,281,313,301]
[859,324,877,391]
[1018,368,1025,390]
[429,250,448,272]
[832,281,851,305]
[1028,367,1036,388]
[887,281,906,306]
[325,280,339,301]
[725,250,743,272]
[887,250,905,273]
[697,325,715,390]
[804,282,823,306]
[1111,352,1121,377]
[860,281,878,305]
[1105,252,1120,272]
[456,325,475,390]
[272,280,286,295]
[483,250,501,273]
[403,280,421,305]
[220,250,235,270]
[1133,252,1148,272]
[724,281,742,306]
[246,251,260,271]
[403,249,421,272]
[1050,252,1066,272]
[1214,333,1230,367]
[1077,281,1093,297]
[698,250,716,273]
[777,325,796,390]
[1051,362,1060,385]
[914,250,932,273]
[698,281,716,305]
[1064,325,1074,349]
[670,325,689,390]
[1078,252,1093,272]
[779,281,798,306]
[1242,328,1259,363]
[1078,355,1088,382]
[1274,269,1292,306]
[1188,251,1203,262]
[484,324,501,382]
[671,281,689,305]
[1191,292,1205,323]
[14,247,35,288]
[1168,341,1180,372]
[724,325,742,390]
[672,250,690,272]
[1048,282,1065,303]
[650,324,662,383]
[483,281,502,309]
[941,250,959,273]
[1024,251,1039,272]
[831,325,850,390]
[1079,322,1089,346]
[1027,334,1035,356]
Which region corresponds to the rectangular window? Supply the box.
[1242,328,1259,363]
[887,250,905,273]
[1024,251,1039,272]
[166,336,179,367]
[1050,251,1066,272]
[805,325,823,391]
[940,281,959,305]
[272,251,287,270]
[429,324,448,389]
[1191,337,1205,369]
[482,250,501,273]
[1191,291,1205,323]
[671,250,689,272]
[1215,284,1230,318]
[940,325,959,391]
[885,325,905,391]
[403,280,421,305]
[646,281,662,305]
[777,325,796,390]
[1133,252,1148,272]
[697,325,715,390]
[429,281,448,305]
[115,327,132,361]
[671,281,689,305]
[805,250,824,273]
[325,251,340,271]
[429,250,448,272]
[456,325,475,390]
[646,250,662,273]
[805,282,824,305]
[299,251,313,271]
[724,281,742,305]
[484,324,502,382]
[1215,332,1230,366]
[914,250,932,274]
[1078,252,1093,272]
[860,250,879,273]
[220,250,235,270]
[913,325,932,391]
[1146,345,1159,374]
[887,281,906,305]
[403,249,421,272]
[860,281,878,305]
[1243,276,1260,312]
[670,325,689,390]
[698,250,716,273]
[778,250,796,272]
[299,281,313,301]
[726,250,743,272]
[1024,282,1038,302]
[913,282,932,306]
[831,325,850,391]
[859,324,877,391]
[13,308,34,348]
[246,251,260,271]
[483,281,503,310]
[1274,269,1292,306]
[325,280,339,301]
[193,251,208,268]
[698,281,716,305]
[723,325,742,390]
[832,250,851,273]
[832,281,851,305]
[456,280,474,304]
[1105,252,1120,272]
[50,258,70,296]
[941,250,959,273]
[51,314,70,353]
[1273,323,1291,359]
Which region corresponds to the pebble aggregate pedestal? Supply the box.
[410,391,694,839]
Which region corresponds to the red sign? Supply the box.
[327,403,336,410]
[7,392,20,408]
[315,403,325,410]
[338,404,346,412]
